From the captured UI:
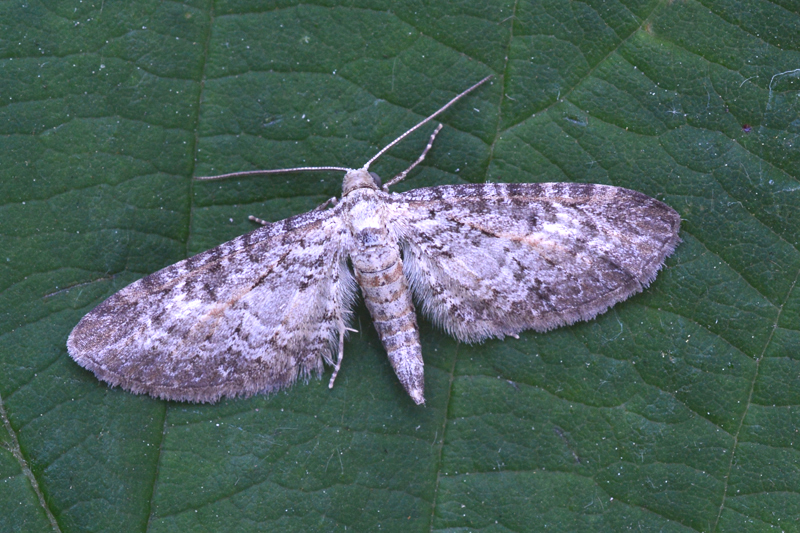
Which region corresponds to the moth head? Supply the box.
[342,168,380,195]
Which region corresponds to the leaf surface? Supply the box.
[1,0,799,531]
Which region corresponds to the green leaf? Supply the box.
[1,0,798,531]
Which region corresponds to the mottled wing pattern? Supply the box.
[390,183,680,342]
[67,207,356,402]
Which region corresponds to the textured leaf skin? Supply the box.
[1,0,798,532]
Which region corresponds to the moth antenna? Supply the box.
[195,76,492,181]
[383,123,444,191]
[196,166,351,181]
[362,74,493,171]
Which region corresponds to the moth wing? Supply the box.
[389,183,680,342]
[67,208,356,402]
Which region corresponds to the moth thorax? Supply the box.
[343,169,381,195]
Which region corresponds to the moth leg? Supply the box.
[248,215,270,226]
[314,196,338,211]
[249,196,337,225]
[383,123,444,191]
[328,325,346,389]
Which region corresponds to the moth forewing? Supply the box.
[67,75,680,405]
[67,208,355,403]
[391,182,681,344]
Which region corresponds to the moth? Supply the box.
[68,76,681,405]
